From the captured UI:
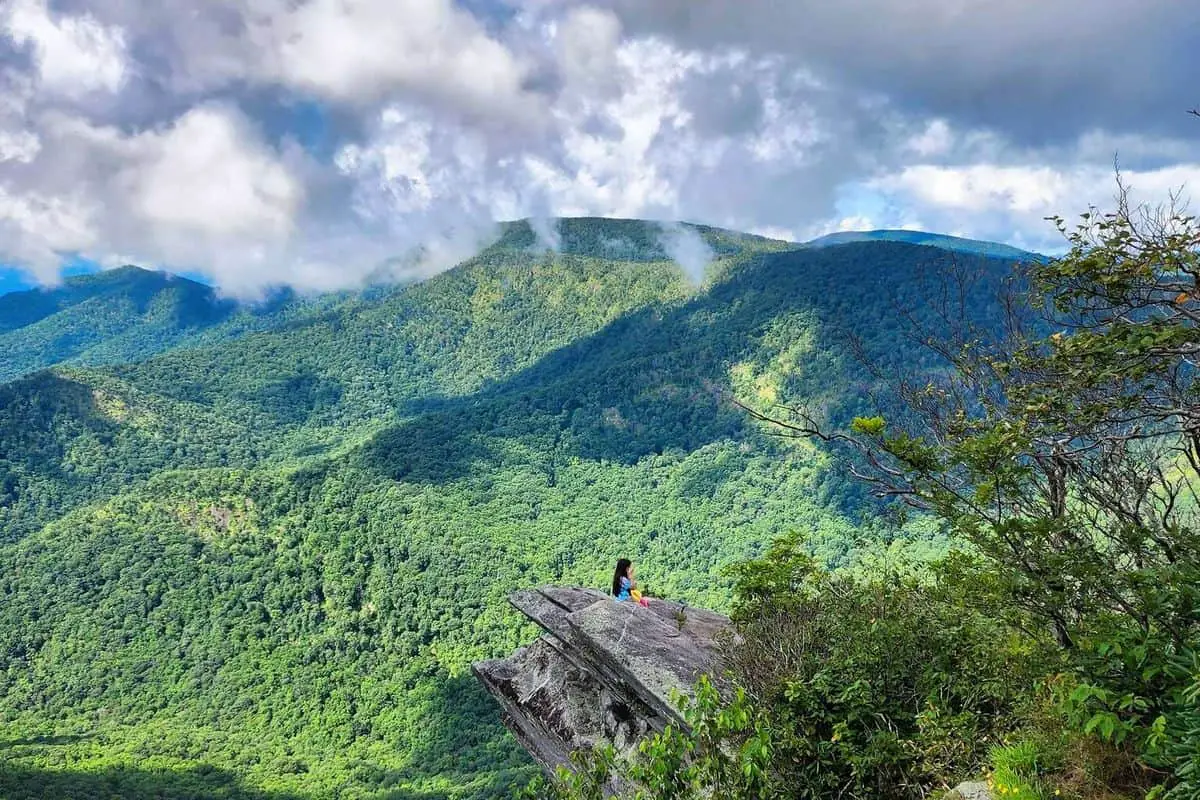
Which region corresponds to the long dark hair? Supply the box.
[612,558,632,596]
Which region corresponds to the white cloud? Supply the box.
[335,104,502,229]
[528,216,562,251]
[746,224,797,241]
[863,161,1200,251]
[0,104,314,296]
[527,38,695,217]
[747,93,822,164]
[659,222,714,283]
[0,129,40,163]
[248,0,541,125]
[2,0,128,97]
[810,216,875,237]
[554,6,624,97]
[0,0,1198,292]
[127,105,301,242]
[873,164,1069,214]
[905,119,954,158]
[0,184,98,282]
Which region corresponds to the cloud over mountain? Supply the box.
[0,0,1197,294]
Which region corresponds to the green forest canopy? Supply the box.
[0,219,1023,799]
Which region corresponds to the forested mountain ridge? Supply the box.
[0,219,793,542]
[0,219,1030,799]
[0,218,787,386]
[0,266,339,384]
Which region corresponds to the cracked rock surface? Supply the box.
[472,586,729,777]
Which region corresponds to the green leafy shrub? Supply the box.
[720,535,1050,799]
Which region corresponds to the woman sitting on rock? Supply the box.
[612,558,650,607]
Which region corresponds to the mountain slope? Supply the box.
[0,267,333,383]
[0,221,794,543]
[0,220,1023,799]
[0,267,228,379]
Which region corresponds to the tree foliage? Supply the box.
[746,184,1200,796]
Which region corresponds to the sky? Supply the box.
[0,0,1198,297]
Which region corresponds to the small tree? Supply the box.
[743,180,1200,793]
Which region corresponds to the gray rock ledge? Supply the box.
[472,586,730,777]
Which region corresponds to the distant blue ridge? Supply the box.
[0,271,31,296]
[0,263,214,300]
[805,229,1044,261]
[0,259,99,296]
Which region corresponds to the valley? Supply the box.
[0,220,1021,798]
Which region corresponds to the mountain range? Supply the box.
[0,225,1030,384]
[0,219,1029,799]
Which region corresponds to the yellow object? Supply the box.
[630,588,643,602]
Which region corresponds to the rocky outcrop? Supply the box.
[945,782,994,800]
[475,587,996,799]
[472,587,730,778]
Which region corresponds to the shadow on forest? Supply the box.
[0,733,95,749]
[0,763,306,800]
[0,762,483,800]
[0,372,114,475]
[354,267,768,484]
[358,411,499,485]
[397,673,535,786]
[355,240,1015,494]
[0,684,531,800]
[0,372,117,542]
[323,672,539,799]
[354,243,895,486]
